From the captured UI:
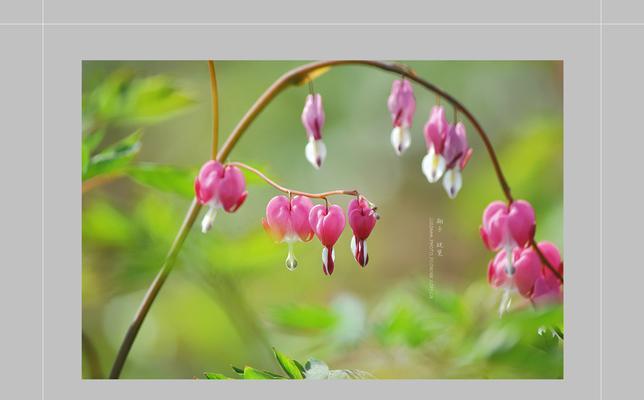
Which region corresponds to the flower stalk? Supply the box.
[109,59,546,378]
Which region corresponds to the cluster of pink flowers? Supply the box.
[263,196,377,275]
[480,200,563,314]
[195,161,377,275]
[299,79,473,199]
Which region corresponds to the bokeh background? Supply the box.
[82,61,563,379]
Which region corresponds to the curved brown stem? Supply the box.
[216,60,513,202]
[109,60,527,378]
[229,161,366,202]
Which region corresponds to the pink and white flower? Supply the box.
[262,195,314,270]
[421,108,473,199]
[309,204,346,275]
[387,79,416,155]
[195,160,248,233]
[302,93,327,169]
[347,198,378,267]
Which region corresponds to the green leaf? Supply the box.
[231,366,245,375]
[127,163,197,198]
[85,71,194,125]
[84,130,142,180]
[82,142,90,178]
[121,75,194,124]
[203,372,231,379]
[82,130,105,179]
[270,304,338,332]
[83,130,105,153]
[242,367,284,380]
[273,348,304,379]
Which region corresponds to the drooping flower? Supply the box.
[309,203,346,275]
[488,241,563,313]
[441,123,473,198]
[480,200,536,252]
[421,106,449,182]
[387,79,416,155]
[347,198,378,267]
[488,246,542,298]
[301,93,327,169]
[421,108,473,198]
[262,195,314,270]
[195,160,248,233]
[531,242,563,306]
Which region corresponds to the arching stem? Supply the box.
[228,161,367,203]
[109,60,532,378]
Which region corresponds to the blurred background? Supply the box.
[82,61,563,379]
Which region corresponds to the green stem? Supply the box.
[109,60,527,378]
[109,199,201,378]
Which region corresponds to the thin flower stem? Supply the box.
[208,60,219,159]
[228,161,364,202]
[216,60,514,203]
[109,60,535,378]
[109,199,202,378]
[530,238,564,283]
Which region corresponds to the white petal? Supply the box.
[200,206,218,233]
[321,246,336,265]
[442,168,463,199]
[285,242,298,271]
[421,147,446,183]
[390,126,411,156]
[305,139,327,169]
[350,235,357,258]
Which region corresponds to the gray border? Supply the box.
[43,0,600,24]
[0,25,43,400]
[43,25,600,399]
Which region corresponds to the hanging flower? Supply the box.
[301,93,327,169]
[387,79,416,155]
[309,203,346,275]
[347,197,377,267]
[195,160,248,233]
[421,106,449,182]
[487,241,563,314]
[531,242,563,306]
[262,195,314,270]
[480,200,536,252]
[421,106,473,198]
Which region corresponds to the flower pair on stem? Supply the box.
[480,200,563,315]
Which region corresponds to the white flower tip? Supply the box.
[390,126,411,156]
[201,207,217,233]
[442,168,463,199]
[305,139,327,169]
[421,148,446,183]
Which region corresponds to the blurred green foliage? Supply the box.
[82,61,563,379]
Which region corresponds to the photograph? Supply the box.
[81,60,564,380]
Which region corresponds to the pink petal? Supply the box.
[423,106,448,153]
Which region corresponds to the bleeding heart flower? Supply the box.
[531,241,563,306]
[421,106,449,182]
[195,160,248,233]
[309,203,346,275]
[387,79,416,155]
[480,200,536,252]
[488,246,542,298]
[301,93,327,169]
[440,122,473,198]
[421,109,473,198]
[262,195,314,270]
[347,198,378,267]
